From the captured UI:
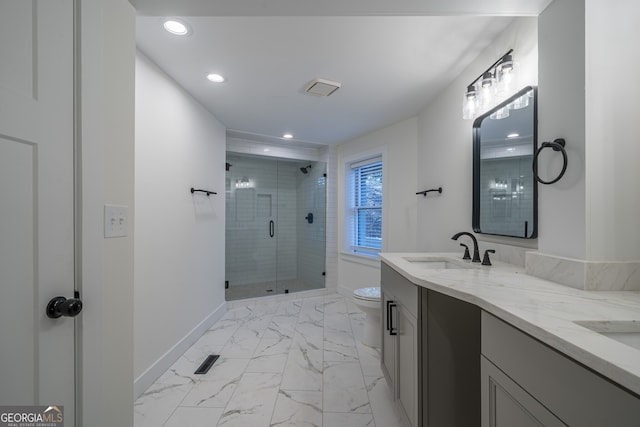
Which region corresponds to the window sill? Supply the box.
[340,251,381,268]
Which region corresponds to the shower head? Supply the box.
[300,164,312,174]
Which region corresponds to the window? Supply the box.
[347,156,382,255]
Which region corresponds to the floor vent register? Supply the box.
[194,354,220,375]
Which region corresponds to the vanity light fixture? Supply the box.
[462,49,516,120]
[206,73,226,83]
[163,19,190,36]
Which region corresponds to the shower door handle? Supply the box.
[269,220,274,238]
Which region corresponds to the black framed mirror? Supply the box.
[473,86,537,238]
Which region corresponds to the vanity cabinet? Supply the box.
[382,261,482,427]
[423,289,480,427]
[381,262,420,427]
[481,312,640,427]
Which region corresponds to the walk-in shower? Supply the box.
[225,153,327,300]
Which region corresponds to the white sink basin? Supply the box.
[403,256,477,270]
[574,320,640,351]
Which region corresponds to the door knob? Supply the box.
[46,296,83,319]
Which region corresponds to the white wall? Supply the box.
[537,0,640,263]
[417,17,539,262]
[537,0,586,260]
[79,1,135,425]
[134,52,227,386]
[336,117,418,293]
[585,0,640,261]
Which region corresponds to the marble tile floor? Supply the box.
[134,293,406,427]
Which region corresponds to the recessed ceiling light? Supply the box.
[506,147,515,152]
[283,133,293,140]
[206,73,226,83]
[263,148,270,152]
[507,132,520,139]
[163,19,190,36]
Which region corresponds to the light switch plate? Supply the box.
[104,204,128,238]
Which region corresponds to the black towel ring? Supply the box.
[533,138,567,185]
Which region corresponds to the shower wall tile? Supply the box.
[277,166,298,282]
[478,157,535,238]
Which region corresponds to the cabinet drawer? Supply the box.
[482,311,640,426]
[381,262,418,318]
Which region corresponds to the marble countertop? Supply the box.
[379,252,640,396]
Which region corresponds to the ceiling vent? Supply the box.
[304,78,341,97]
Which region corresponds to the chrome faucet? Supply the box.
[451,231,481,262]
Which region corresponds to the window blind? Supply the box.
[349,157,382,253]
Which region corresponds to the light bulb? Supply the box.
[496,55,517,99]
[481,71,495,89]
[480,72,496,110]
[500,55,514,73]
[462,85,478,120]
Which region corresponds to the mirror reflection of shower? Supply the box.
[225,153,327,301]
[300,164,312,174]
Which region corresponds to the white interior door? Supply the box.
[0,0,76,423]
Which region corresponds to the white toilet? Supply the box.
[352,287,381,348]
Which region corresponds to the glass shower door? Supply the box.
[225,153,327,300]
[275,160,326,295]
[225,154,278,300]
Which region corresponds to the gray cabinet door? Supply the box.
[381,262,421,427]
[381,291,396,393]
[397,304,419,427]
[481,356,567,427]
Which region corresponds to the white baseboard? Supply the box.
[134,301,227,399]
